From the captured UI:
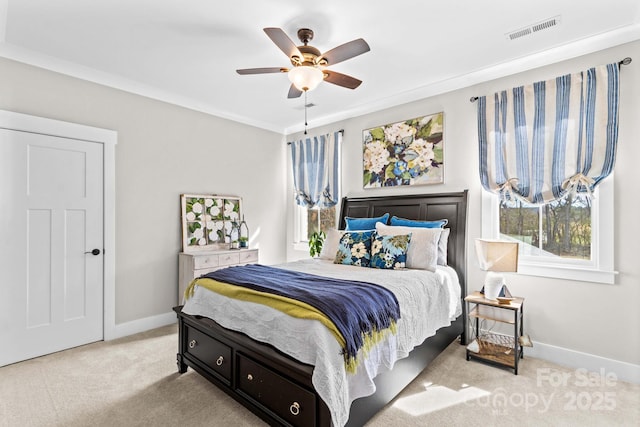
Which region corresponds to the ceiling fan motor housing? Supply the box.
[291,29,327,67]
[292,46,326,67]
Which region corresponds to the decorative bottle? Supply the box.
[239,215,249,248]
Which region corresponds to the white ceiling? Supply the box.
[1,0,639,134]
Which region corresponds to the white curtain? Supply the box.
[290,131,341,208]
[477,62,620,205]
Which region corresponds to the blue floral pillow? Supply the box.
[334,231,373,267]
[370,231,412,270]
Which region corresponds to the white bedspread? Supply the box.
[182,259,461,427]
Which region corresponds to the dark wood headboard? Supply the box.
[338,190,468,297]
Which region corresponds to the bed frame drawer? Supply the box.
[185,326,232,382]
[237,354,316,427]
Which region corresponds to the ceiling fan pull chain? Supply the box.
[304,91,308,135]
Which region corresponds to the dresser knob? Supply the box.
[216,356,224,366]
[247,374,253,381]
[188,339,197,349]
[290,402,300,416]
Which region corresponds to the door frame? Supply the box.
[0,110,118,340]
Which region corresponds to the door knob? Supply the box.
[85,249,101,256]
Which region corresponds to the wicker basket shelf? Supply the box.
[468,333,517,367]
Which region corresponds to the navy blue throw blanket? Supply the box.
[201,264,401,366]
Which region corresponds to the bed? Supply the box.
[174,190,468,426]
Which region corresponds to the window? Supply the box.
[289,131,342,250]
[306,205,337,238]
[294,205,337,244]
[481,177,615,284]
[500,194,591,261]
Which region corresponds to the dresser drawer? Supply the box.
[239,249,259,264]
[237,354,316,427]
[185,326,232,383]
[193,254,220,270]
[218,252,240,266]
[191,266,222,280]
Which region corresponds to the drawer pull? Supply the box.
[247,374,253,381]
[290,402,300,416]
[216,356,224,366]
[188,339,197,349]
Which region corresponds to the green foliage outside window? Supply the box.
[307,206,336,240]
[500,193,591,260]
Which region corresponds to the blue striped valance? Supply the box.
[477,62,620,204]
[290,131,341,208]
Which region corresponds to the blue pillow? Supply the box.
[370,232,411,270]
[345,213,389,231]
[334,231,374,267]
[390,216,448,228]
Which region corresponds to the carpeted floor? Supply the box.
[0,324,638,426]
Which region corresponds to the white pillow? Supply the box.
[375,223,441,271]
[319,228,345,260]
[438,228,450,266]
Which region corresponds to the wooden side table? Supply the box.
[465,291,524,374]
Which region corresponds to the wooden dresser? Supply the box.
[178,248,259,303]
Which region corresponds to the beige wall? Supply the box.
[0,57,287,324]
[287,40,640,367]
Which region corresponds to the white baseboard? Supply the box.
[104,315,640,385]
[105,311,177,341]
[527,341,640,385]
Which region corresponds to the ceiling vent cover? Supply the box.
[507,16,560,40]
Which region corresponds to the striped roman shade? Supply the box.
[290,131,341,208]
[477,63,620,204]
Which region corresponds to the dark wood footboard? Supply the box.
[174,306,333,426]
[175,305,463,427]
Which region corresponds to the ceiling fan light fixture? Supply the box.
[237,27,369,98]
[288,66,324,92]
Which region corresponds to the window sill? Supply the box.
[292,242,309,253]
[517,263,616,285]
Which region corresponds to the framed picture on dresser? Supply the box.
[180,194,242,252]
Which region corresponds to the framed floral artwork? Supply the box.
[180,194,242,252]
[362,112,444,188]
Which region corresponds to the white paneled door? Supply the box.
[0,127,104,366]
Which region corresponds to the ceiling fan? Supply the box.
[236,27,370,98]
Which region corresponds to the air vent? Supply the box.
[508,28,532,40]
[506,16,560,40]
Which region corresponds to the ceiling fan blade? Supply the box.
[264,27,303,60]
[323,70,362,89]
[236,67,288,75]
[287,84,303,99]
[319,38,370,66]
